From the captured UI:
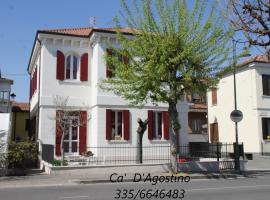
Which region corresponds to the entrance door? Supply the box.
[63,117,79,154]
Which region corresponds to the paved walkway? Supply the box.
[0,159,269,189]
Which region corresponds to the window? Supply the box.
[153,111,163,140]
[191,119,202,133]
[262,118,270,140]
[111,110,123,140]
[106,49,129,78]
[66,55,79,80]
[0,90,9,101]
[262,74,270,96]
[63,116,79,153]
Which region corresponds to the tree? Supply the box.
[52,96,88,165]
[226,0,270,49]
[101,0,232,171]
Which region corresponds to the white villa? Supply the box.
[27,27,192,165]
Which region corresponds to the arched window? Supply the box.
[66,55,79,80]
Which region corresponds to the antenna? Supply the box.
[0,68,1,78]
[90,17,96,27]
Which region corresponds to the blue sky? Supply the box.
[0,0,123,102]
[0,0,264,102]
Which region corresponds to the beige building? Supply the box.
[10,102,30,141]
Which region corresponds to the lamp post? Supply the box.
[231,39,250,171]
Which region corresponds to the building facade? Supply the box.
[207,55,270,157]
[28,27,190,163]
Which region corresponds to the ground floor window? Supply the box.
[262,118,270,140]
[153,111,163,140]
[111,110,123,140]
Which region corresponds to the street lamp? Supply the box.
[231,39,251,171]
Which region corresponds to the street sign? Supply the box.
[230,110,243,123]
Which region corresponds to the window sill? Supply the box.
[263,140,270,143]
[59,80,87,85]
[262,95,270,99]
[109,140,128,144]
[150,139,169,144]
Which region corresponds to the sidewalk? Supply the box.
[1,164,270,189]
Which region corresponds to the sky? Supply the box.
[0,0,264,102]
[0,0,123,102]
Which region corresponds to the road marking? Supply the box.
[187,184,270,192]
[59,196,89,199]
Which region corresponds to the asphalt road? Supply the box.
[0,175,270,200]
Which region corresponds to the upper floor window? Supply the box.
[106,49,129,78]
[56,50,88,82]
[66,55,79,80]
[262,74,270,96]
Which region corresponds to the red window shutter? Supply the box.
[123,110,130,140]
[148,110,154,140]
[80,53,88,81]
[55,110,62,156]
[106,109,112,140]
[163,111,170,140]
[211,88,217,105]
[56,50,65,80]
[79,111,87,155]
[106,49,113,78]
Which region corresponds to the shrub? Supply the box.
[7,140,38,169]
[52,159,68,166]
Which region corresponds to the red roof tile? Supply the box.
[40,27,136,37]
[12,102,30,112]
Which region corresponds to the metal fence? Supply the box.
[66,144,171,166]
[61,143,244,167]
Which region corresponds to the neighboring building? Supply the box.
[27,27,189,164]
[207,54,270,157]
[10,102,30,141]
[187,93,208,144]
[0,73,13,113]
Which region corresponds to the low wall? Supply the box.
[42,162,171,176]
[178,160,247,173]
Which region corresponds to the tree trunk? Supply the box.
[168,102,181,173]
